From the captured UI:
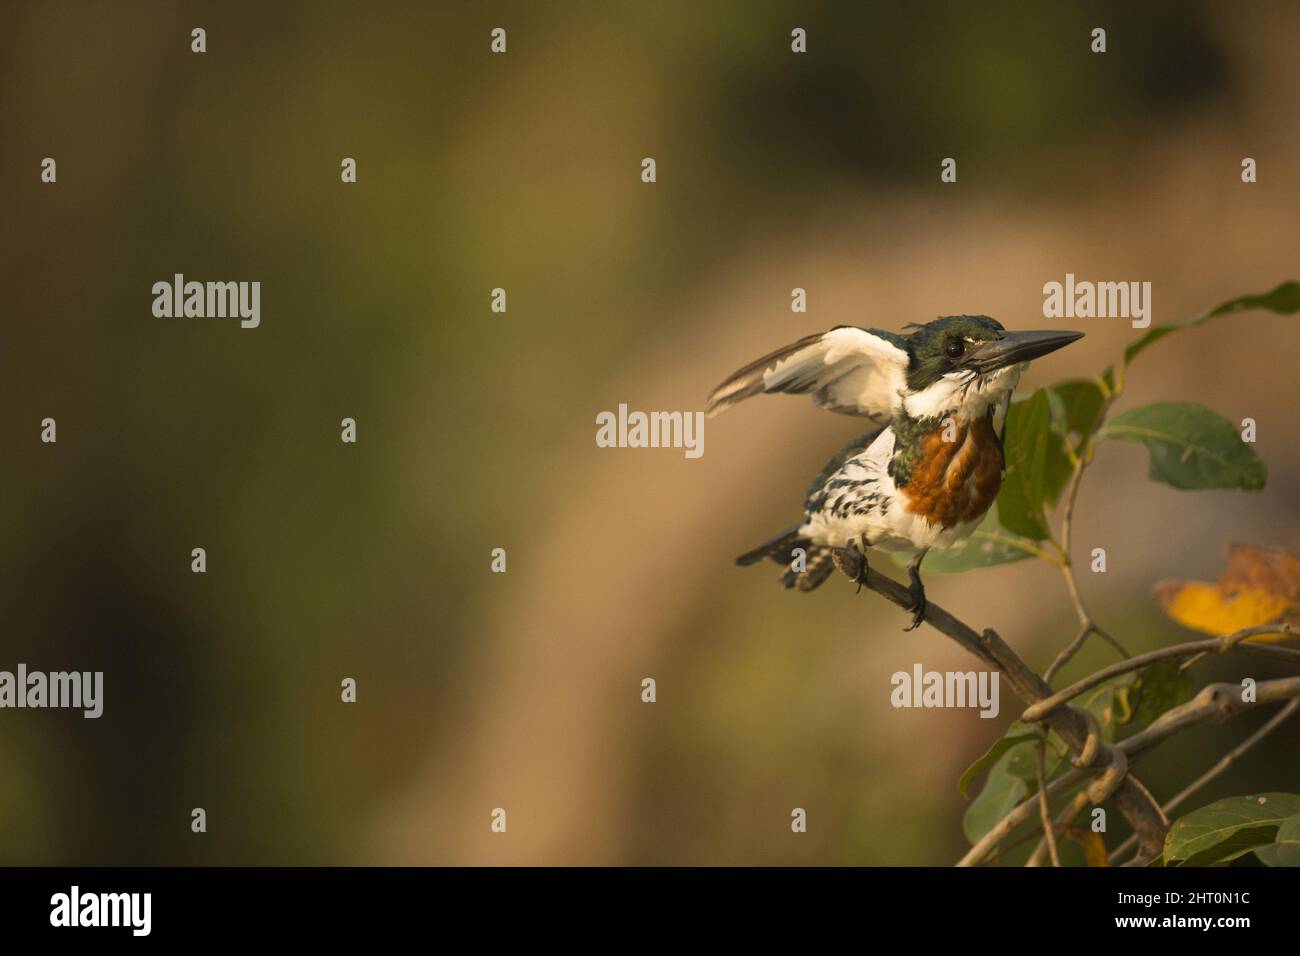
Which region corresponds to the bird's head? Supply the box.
[900,315,1083,419]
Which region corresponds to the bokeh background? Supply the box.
[2,0,1298,865]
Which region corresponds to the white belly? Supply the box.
[797,427,988,554]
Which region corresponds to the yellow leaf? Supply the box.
[1154,544,1300,642]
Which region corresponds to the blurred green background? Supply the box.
[1,0,1298,864]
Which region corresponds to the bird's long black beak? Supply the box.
[964,329,1083,373]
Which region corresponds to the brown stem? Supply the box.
[1023,625,1300,722]
[834,562,1170,866]
[963,676,1300,867]
[1035,742,1062,867]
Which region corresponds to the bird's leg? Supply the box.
[853,534,871,593]
[832,534,871,593]
[903,549,929,631]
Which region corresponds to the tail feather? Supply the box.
[736,525,838,593]
[735,524,803,567]
[780,546,837,591]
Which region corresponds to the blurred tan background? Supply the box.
[1,1,1298,865]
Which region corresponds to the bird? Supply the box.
[706,315,1083,630]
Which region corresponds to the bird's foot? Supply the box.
[832,535,870,593]
[851,534,870,593]
[904,581,927,631]
[904,555,928,631]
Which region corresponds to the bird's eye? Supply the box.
[945,340,965,359]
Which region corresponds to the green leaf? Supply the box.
[1083,673,1140,734]
[1164,793,1300,866]
[996,389,1068,540]
[1096,402,1266,491]
[1034,379,1105,531]
[963,751,1028,845]
[1004,729,1066,783]
[1124,281,1300,367]
[1254,813,1300,867]
[1047,379,1106,453]
[1122,660,1194,733]
[892,504,1039,574]
[958,730,1041,798]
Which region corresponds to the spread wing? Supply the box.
[705,326,909,421]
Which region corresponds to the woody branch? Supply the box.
[835,562,1300,866]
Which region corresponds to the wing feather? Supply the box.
[705,326,909,421]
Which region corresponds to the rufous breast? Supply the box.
[901,413,1004,529]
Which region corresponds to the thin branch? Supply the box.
[962,676,1300,867]
[1122,676,1300,759]
[833,561,1170,865]
[1045,619,1129,685]
[1057,456,1088,631]
[1044,584,1131,681]
[990,821,1060,864]
[1045,620,1091,685]
[961,767,1099,867]
[1162,697,1300,815]
[980,531,1062,564]
[1125,775,1170,833]
[1028,790,1090,867]
[1035,742,1062,867]
[1040,393,1134,681]
[1090,624,1131,662]
[1022,625,1300,722]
